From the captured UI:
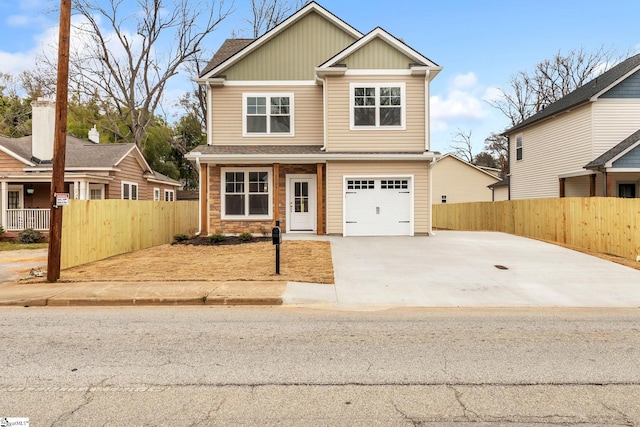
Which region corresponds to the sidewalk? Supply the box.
[0,281,286,307]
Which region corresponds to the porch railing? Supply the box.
[5,209,51,231]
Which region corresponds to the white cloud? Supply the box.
[430,72,491,132]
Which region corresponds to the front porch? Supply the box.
[4,209,50,231]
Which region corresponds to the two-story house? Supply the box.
[0,99,180,234]
[186,2,441,236]
[505,53,640,199]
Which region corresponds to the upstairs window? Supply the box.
[351,83,405,129]
[244,94,293,136]
[516,134,523,161]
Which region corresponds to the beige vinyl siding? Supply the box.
[509,104,592,199]
[223,12,356,81]
[564,174,605,197]
[592,100,640,157]
[210,84,323,145]
[492,186,509,201]
[432,156,498,204]
[326,75,425,152]
[325,161,430,235]
[343,37,413,69]
[0,151,26,171]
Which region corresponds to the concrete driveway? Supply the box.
[283,231,640,308]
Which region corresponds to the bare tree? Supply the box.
[484,133,508,176]
[449,129,475,163]
[488,46,624,126]
[246,0,309,37]
[40,0,232,149]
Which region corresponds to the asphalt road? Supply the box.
[1,307,639,425]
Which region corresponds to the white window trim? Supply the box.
[164,189,175,202]
[515,134,523,161]
[349,82,406,131]
[121,181,139,200]
[242,93,295,137]
[153,188,161,201]
[221,167,273,220]
[89,184,104,200]
[7,185,24,209]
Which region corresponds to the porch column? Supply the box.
[316,163,324,235]
[273,163,280,224]
[559,178,566,198]
[73,180,79,199]
[605,172,612,197]
[1,181,6,228]
[79,181,88,200]
[589,174,596,197]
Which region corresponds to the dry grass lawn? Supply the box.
[60,240,334,284]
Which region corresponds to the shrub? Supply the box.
[173,233,189,243]
[0,224,4,236]
[209,232,226,243]
[18,228,43,244]
[238,232,254,242]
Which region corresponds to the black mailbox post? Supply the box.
[272,220,282,274]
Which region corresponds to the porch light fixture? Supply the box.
[26,188,35,195]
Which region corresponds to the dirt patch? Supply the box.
[60,240,334,284]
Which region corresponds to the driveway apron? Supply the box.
[284,232,640,308]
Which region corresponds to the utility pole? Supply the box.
[47,0,72,282]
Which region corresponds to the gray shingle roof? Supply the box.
[505,53,640,134]
[200,38,254,78]
[584,129,640,169]
[0,136,32,162]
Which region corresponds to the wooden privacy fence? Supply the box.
[433,197,640,261]
[61,200,199,270]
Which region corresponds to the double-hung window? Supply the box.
[222,168,271,219]
[244,93,294,136]
[351,83,405,129]
[122,182,138,200]
[164,189,175,202]
[515,134,523,161]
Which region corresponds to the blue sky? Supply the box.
[1,0,639,154]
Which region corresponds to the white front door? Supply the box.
[287,175,316,232]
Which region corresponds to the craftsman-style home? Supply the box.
[0,99,180,234]
[187,2,442,236]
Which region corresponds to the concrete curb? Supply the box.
[0,297,283,307]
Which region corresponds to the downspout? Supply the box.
[506,135,511,200]
[424,70,431,152]
[316,75,328,151]
[206,81,213,146]
[195,156,202,236]
[428,156,439,236]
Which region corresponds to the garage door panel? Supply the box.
[344,178,412,236]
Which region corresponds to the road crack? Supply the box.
[448,385,479,419]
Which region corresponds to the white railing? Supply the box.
[5,209,51,231]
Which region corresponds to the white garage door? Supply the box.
[344,178,412,236]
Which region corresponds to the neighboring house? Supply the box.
[505,53,640,199]
[488,177,509,202]
[186,2,442,236]
[0,99,180,233]
[432,154,500,204]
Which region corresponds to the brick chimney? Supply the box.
[31,98,55,162]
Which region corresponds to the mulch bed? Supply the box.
[173,236,271,246]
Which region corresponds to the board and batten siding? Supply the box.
[325,161,430,235]
[342,38,413,70]
[510,104,592,199]
[210,84,323,145]
[432,156,498,204]
[0,151,27,172]
[325,75,426,152]
[223,12,356,81]
[592,100,640,157]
